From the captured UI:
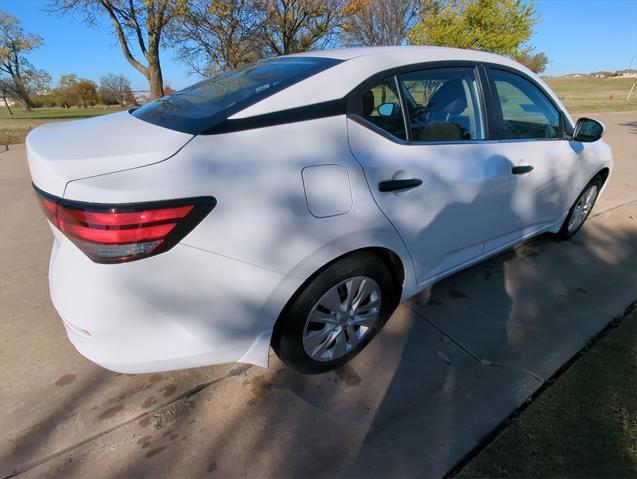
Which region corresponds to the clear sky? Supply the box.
[3,0,637,91]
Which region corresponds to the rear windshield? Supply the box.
[131,56,342,134]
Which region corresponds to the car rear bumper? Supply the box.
[48,228,287,373]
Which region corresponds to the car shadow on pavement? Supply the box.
[30,204,635,479]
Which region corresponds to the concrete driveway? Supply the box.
[1,111,636,478]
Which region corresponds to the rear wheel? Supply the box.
[272,252,399,374]
[557,176,602,239]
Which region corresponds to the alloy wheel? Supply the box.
[567,184,598,233]
[302,276,382,362]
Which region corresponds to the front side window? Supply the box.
[132,57,342,134]
[491,69,562,140]
[360,77,407,140]
[398,67,485,142]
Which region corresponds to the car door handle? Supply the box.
[512,165,534,175]
[378,178,423,192]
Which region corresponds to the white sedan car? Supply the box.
[27,47,612,374]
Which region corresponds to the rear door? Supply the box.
[347,64,510,283]
[484,67,579,252]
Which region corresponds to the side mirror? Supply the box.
[378,102,400,117]
[573,117,605,142]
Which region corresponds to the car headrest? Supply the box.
[427,79,467,116]
[362,90,375,117]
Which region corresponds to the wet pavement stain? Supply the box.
[244,375,273,406]
[148,374,164,384]
[448,289,467,299]
[208,462,218,473]
[139,416,151,428]
[160,384,177,397]
[54,374,76,387]
[97,404,124,420]
[142,396,157,408]
[136,435,152,449]
[335,364,361,386]
[145,447,166,458]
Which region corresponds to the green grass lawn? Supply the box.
[456,306,637,478]
[0,106,122,145]
[545,76,637,113]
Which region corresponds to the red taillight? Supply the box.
[35,187,216,264]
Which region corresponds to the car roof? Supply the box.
[287,45,507,62]
[230,46,571,124]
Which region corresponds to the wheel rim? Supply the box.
[567,185,598,233]
[302,276,382,362]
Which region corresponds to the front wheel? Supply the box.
[557,176,602,239]
[272,252,399,374]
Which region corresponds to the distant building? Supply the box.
[558,69,637,79]
[132,90,152,104]
[614,69,637,78]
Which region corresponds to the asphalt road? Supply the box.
[1,111,636,478]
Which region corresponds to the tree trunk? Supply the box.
[2,97,13,116]
[147,64,164,99]
[146,43,164,99]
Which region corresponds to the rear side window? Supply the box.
[132,57,342,134]
[398,67,485,142]
[360,77,407,140]
[491,69,562,140]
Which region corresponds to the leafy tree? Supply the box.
[515,51,548,73]
[55,74,80,108]
[0,12,51,111]
[122,84,136,105]
[340,0,424,46]
[170,0,348,73]
[257,0,348,55]
[75,78,98,107]
[408,0,543,59]
[99,73,133,106]
[50,0,186,99]
[170,0,264,74]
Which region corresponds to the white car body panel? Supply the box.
[26,111,193,196]
[26,47,612,373]
[348,119,511,283]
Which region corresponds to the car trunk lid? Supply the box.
[26,110,193,197]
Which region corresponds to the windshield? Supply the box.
[131,57,342,134]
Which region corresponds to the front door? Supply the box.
[348,66,511,283]
[484,68,579,252]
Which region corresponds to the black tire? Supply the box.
[556,175,603,239]
[272,251,400,374]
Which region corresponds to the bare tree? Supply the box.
[340,0,424,46]
[257,0,348,55]
[50,0,185,99]
[170,0,264,75]
[99,73,133,106]
[0,12,51,110]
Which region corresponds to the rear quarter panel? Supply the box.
[63,115,417,303]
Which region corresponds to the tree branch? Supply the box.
[98,0,147,75]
